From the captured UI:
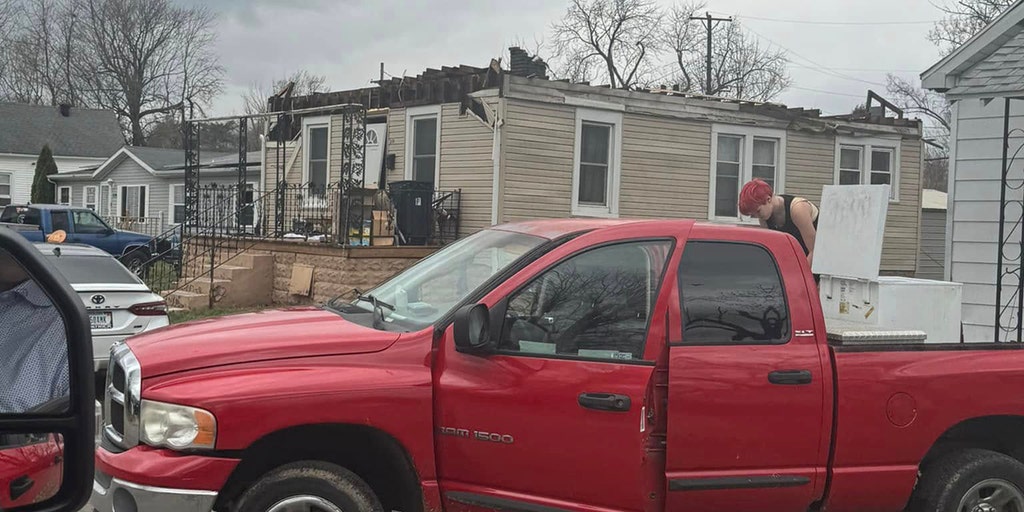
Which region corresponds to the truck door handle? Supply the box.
[578,393,631,412]
[10,476,34,501]
[768,370,812,385]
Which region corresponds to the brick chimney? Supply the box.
[508,47,548,79]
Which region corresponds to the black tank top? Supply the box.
[767,194,818,256]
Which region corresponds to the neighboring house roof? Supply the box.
[0,103,123,157]
[50,146,261,182]
[922,189,948,210]
[921,0,1024,98]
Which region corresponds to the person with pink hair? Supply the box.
[738,179,820,271]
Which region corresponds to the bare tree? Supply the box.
[551,0,663,89]
[929,0,1013,56]
[241,69,328,149]
[78,0,223,145]
[664,4,790,101]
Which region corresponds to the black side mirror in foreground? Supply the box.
[0,228,94,511]
[453,303,493,354]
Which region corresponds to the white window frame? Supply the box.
[57,186,72,206]
[709,124,787,224]
[572,108,623,218]
[169,183,185,225]
[302,115,331,187]
[83,185,98,210]
[117,184,149,218]
[99,184,111,217]
[0,172,11,206]
[404,105,442,185]
[834,135,901,202]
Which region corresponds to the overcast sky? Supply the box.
[176,0,947,122]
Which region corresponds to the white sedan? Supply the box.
[34,242,170,394]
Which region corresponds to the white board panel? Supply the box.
[811,184,890,280]
[363,122,387,189]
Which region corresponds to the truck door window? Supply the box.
[72,210,111,234]
[678,241,790,344]
[499,240,672,362]
[50,211,71,233]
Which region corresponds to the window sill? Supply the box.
[571,206,618,219]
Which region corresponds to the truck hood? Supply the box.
[127,307,400,378]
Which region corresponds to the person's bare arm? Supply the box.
[791,201,817,267]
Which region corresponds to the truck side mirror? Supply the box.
[453,303,492,354]
[0,227,94,512]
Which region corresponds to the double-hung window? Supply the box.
[836,136,900,201]
[710,125,786,221]
[572,108,622,218]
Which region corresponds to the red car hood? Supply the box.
[128,307,400,378]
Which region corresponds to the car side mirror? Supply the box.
[0,228,94,512]
[453,303,493,354]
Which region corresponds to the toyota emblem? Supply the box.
[91,294,106,305]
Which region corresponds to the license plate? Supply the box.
[90,312,113,330]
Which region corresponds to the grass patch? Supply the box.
[169,305,270,324]
[142,260,180,293]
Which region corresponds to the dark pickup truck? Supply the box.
[0,204,155,273]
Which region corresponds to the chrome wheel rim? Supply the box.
[266,495,344,512]
[959,478,1024,512]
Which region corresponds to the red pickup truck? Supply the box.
[92,218,1024,512]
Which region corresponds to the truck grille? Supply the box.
[103,343,141,449]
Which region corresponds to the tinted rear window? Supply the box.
[44,254,141,285]
[1,206,41,225]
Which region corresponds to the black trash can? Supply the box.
[389,180,433,245]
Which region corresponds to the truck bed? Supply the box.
[824,336,1024,511]
[0,222,40,232]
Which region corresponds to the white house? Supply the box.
[921,0,1024,341]
[0,103,124,206]
[50,146,262,236]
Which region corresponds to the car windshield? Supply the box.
[333,228,547,330]
[44,254,142,285]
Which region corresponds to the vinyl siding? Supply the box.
[437,103,494,234]
[619,113,710,219]
[947,98,1024,341]
[500,98,574,221]
[386,108,405,186]
[917,209,947,280]
[0,154,105,205]
[879,138,923,273]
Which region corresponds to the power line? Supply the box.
[741,24,888,87]
[710,11,937,25]
[790,63,922,73]
[788,86,865,98]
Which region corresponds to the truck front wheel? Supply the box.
[911,448,1024,511]
[234,461,383,512]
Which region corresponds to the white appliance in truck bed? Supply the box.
[812,185,963,343]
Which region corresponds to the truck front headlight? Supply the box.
[140,399,216,450]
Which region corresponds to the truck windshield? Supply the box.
[333,228,547,330]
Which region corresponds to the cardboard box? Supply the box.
[372,236,395,246]
[372,210,394,237]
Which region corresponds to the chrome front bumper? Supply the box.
[91,474,217,512]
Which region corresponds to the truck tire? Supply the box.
[121,250,148,276]
[233,461,383,512]
[911,448,1024,511]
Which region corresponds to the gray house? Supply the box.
[921,0,1024,341]
[0,103,123,206]
[50,146,261,236]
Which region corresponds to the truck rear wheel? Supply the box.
[234,461,383,512]
[911,448,1024,512]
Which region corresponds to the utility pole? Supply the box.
[689,12,733,95]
